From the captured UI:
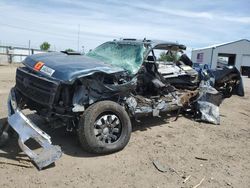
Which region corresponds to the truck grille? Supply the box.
[16,67,60,106]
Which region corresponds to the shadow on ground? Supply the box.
[0,111,180,166]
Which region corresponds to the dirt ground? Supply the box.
[0,65,249,188]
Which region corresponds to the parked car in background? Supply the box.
[192,62,210,71]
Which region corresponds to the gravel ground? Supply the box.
[0,65,250,188]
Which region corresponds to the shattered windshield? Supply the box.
[86,41,146,75]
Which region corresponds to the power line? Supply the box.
[0,21,118,40]
[0,22,76,41]
[0,21,120,51]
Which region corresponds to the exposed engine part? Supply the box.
[178,90,199,107]
[72,104,85,112]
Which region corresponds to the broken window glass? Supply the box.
[86,41,146,75]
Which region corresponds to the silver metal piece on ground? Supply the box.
[152,160,168,172]
[7,89,62,170]
[197,81,221,125]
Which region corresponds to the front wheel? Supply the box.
[77,101,132,154]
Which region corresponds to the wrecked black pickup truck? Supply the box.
[0,39,244,169]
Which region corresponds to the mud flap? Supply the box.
[7,89,62,170]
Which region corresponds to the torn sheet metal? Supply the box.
[197,81,222,125]
[7,90,62,170]
[126,94,180,117]
[198,101,220,125]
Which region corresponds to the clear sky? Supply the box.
[0,0,249,53]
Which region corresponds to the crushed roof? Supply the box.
[114,38,186,50]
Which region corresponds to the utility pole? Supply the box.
[82,45,85,55]
[28,40,31,55]
[77,24,80,52]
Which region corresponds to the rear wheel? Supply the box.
[0,120,9,147]
[0,132,9,147]
[78,101,132,154]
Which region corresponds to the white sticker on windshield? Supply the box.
[40,65,55,76]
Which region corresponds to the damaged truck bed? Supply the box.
[1,39,244,169]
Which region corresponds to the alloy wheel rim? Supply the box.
[94,114,122,144]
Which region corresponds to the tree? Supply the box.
[40,42,51,51]
[158,51,179,62]
[65,48,74,52]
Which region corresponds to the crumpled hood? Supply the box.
[23,52,124,82]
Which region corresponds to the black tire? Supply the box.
[0,120,9,147]
[0,131,9,147]
[78,100,132,154]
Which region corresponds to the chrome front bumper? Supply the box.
[7,88,62,170]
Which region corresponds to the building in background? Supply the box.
[191,39,250,76]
